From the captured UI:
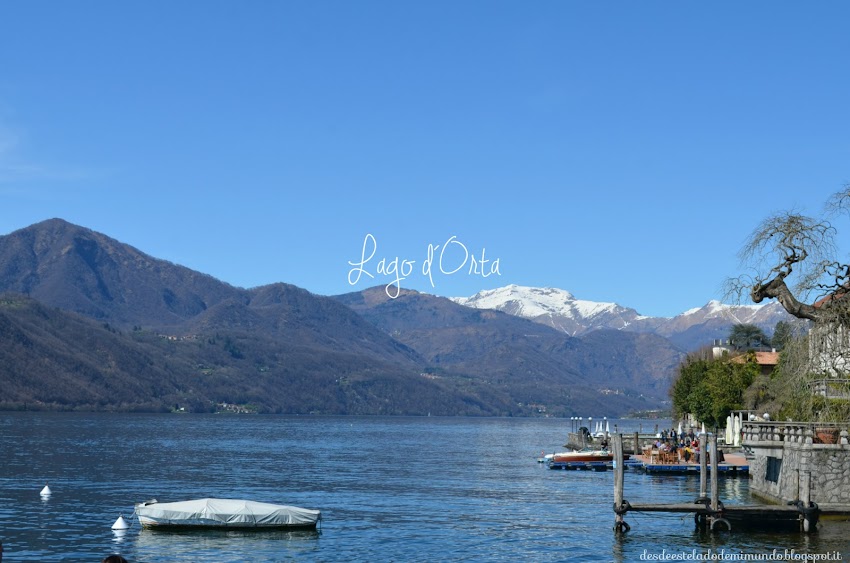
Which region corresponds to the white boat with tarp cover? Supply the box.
[135,498,321,529]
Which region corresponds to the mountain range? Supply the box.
[0,219,784,416]
[452,285,792,350]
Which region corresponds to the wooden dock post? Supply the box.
[633,432,639,455]
[699,432,707,498]
[710,433,719,512]
[613,433,629,533]
[707,433,730,530]
[801,470,812,533]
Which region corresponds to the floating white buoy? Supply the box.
[40,484,52,497]
[111,515,130,530]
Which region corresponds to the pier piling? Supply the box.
[710,433,718,512]
[801,470,812,533]
[699,432,707,497]
[613,433,629,533]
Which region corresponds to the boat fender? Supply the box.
[790,500,819,517]
[710,517,731,532]
[613,500,631,515]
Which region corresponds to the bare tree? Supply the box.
[725,183,850,323]
[728,183,850,422]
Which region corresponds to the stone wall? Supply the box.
[743,422,850,510]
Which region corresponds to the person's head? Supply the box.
[102,555,128,563]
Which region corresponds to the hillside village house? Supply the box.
[742,292,850,512]
[808,292,850,398]
[730,350,780,377]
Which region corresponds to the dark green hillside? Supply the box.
[0,294,497,414]
[0,295,195,411]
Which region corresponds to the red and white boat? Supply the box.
[551,449,629,463]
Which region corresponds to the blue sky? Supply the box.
[1,2,848,317]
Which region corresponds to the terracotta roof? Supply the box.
[813,284,850,309]
[730,351,779,367]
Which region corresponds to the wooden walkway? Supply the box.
[611,433,819,533]
[620,500,817,531]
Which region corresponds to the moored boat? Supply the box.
[551,449,629,463]
[135,498,321,530]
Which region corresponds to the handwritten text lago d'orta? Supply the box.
[347,234,502,298]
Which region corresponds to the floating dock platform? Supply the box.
[547,455,748,475]
[548,460,609,471]
[630,453,749,476]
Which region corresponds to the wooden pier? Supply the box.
[612,433,819,533]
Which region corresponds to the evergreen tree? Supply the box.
[670,351,758,428]
[729,323,770,350]
[771,321,793,351]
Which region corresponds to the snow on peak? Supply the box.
[452,284,625,322]
[450,284,793,342]
[680,300,769,322]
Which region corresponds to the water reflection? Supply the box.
[132,528,322,561]
[111,529,128,545]
[1,413,847,562]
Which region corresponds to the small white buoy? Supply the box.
[111,515,130,530]
[40,484,52,497]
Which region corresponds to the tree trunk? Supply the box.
[751,277,821,322]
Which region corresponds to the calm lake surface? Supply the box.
[0,413,847,562]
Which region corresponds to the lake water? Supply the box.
[0,413,847,562]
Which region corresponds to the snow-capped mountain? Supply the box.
[658,299,789,336]
[452,284,794,350]
[451,285,649,336]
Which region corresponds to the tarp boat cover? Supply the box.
[135,498,321,529]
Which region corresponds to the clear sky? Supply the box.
[1,2,848,317]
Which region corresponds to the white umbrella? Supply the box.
[701,422,706,435]
[725,415,733,444]
[732,414,741,446]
